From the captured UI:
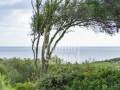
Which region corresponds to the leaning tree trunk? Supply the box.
[41,29,50,73]
[41,28,68,73]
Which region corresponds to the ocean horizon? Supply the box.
[0,46,120,63]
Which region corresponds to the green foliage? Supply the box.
[36,60,120,90]
[0,75,15,90]
[37,73,74,90]
[0,58,120,90]
[0,63,7,74]
[5,58,36,84]
[7,69,23,85]
[15,82,36,90]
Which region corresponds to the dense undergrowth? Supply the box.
[0,57,120,90]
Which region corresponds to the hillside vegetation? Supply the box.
[0,58,120,90]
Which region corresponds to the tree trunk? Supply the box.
[31,36,36,60]
[41,29,50,73]
[35,34,40,68]
[41,42,46,72]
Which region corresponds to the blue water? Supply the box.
[0,47,120,63]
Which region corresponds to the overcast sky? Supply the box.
[1,0,120,47]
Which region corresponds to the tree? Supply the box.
[39,0,95,72]
[31,0,65,72]
[30,0,88,72]
[31,0,45,68]
[31,0,120,72]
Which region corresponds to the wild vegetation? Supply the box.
[0,58,120,90]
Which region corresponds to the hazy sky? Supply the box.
[0,0,120,47]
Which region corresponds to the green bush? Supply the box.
[37,65,120,90]
[7,69,23,85]
[0,75,15,90]
[0,58,120,90]
[37,73,74,90]
[0,63,7,74]
[5,58,36,84]
[15,82,36,90]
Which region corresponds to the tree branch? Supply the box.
[49,29,67,56]
[31,0,37,14]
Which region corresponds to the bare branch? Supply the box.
[31,0,37,14]
[49,29,67,56]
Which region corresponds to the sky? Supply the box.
[0,0,120,47]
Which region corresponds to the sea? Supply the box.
[0,47,120,63]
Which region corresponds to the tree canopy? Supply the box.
[31,0,120,72]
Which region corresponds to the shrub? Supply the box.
[15,82,36,90]
[0,75,15,90]
[0,63,7,74]
[7,69,23,85]
[37,73,74,90]
[6,58,36,83]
